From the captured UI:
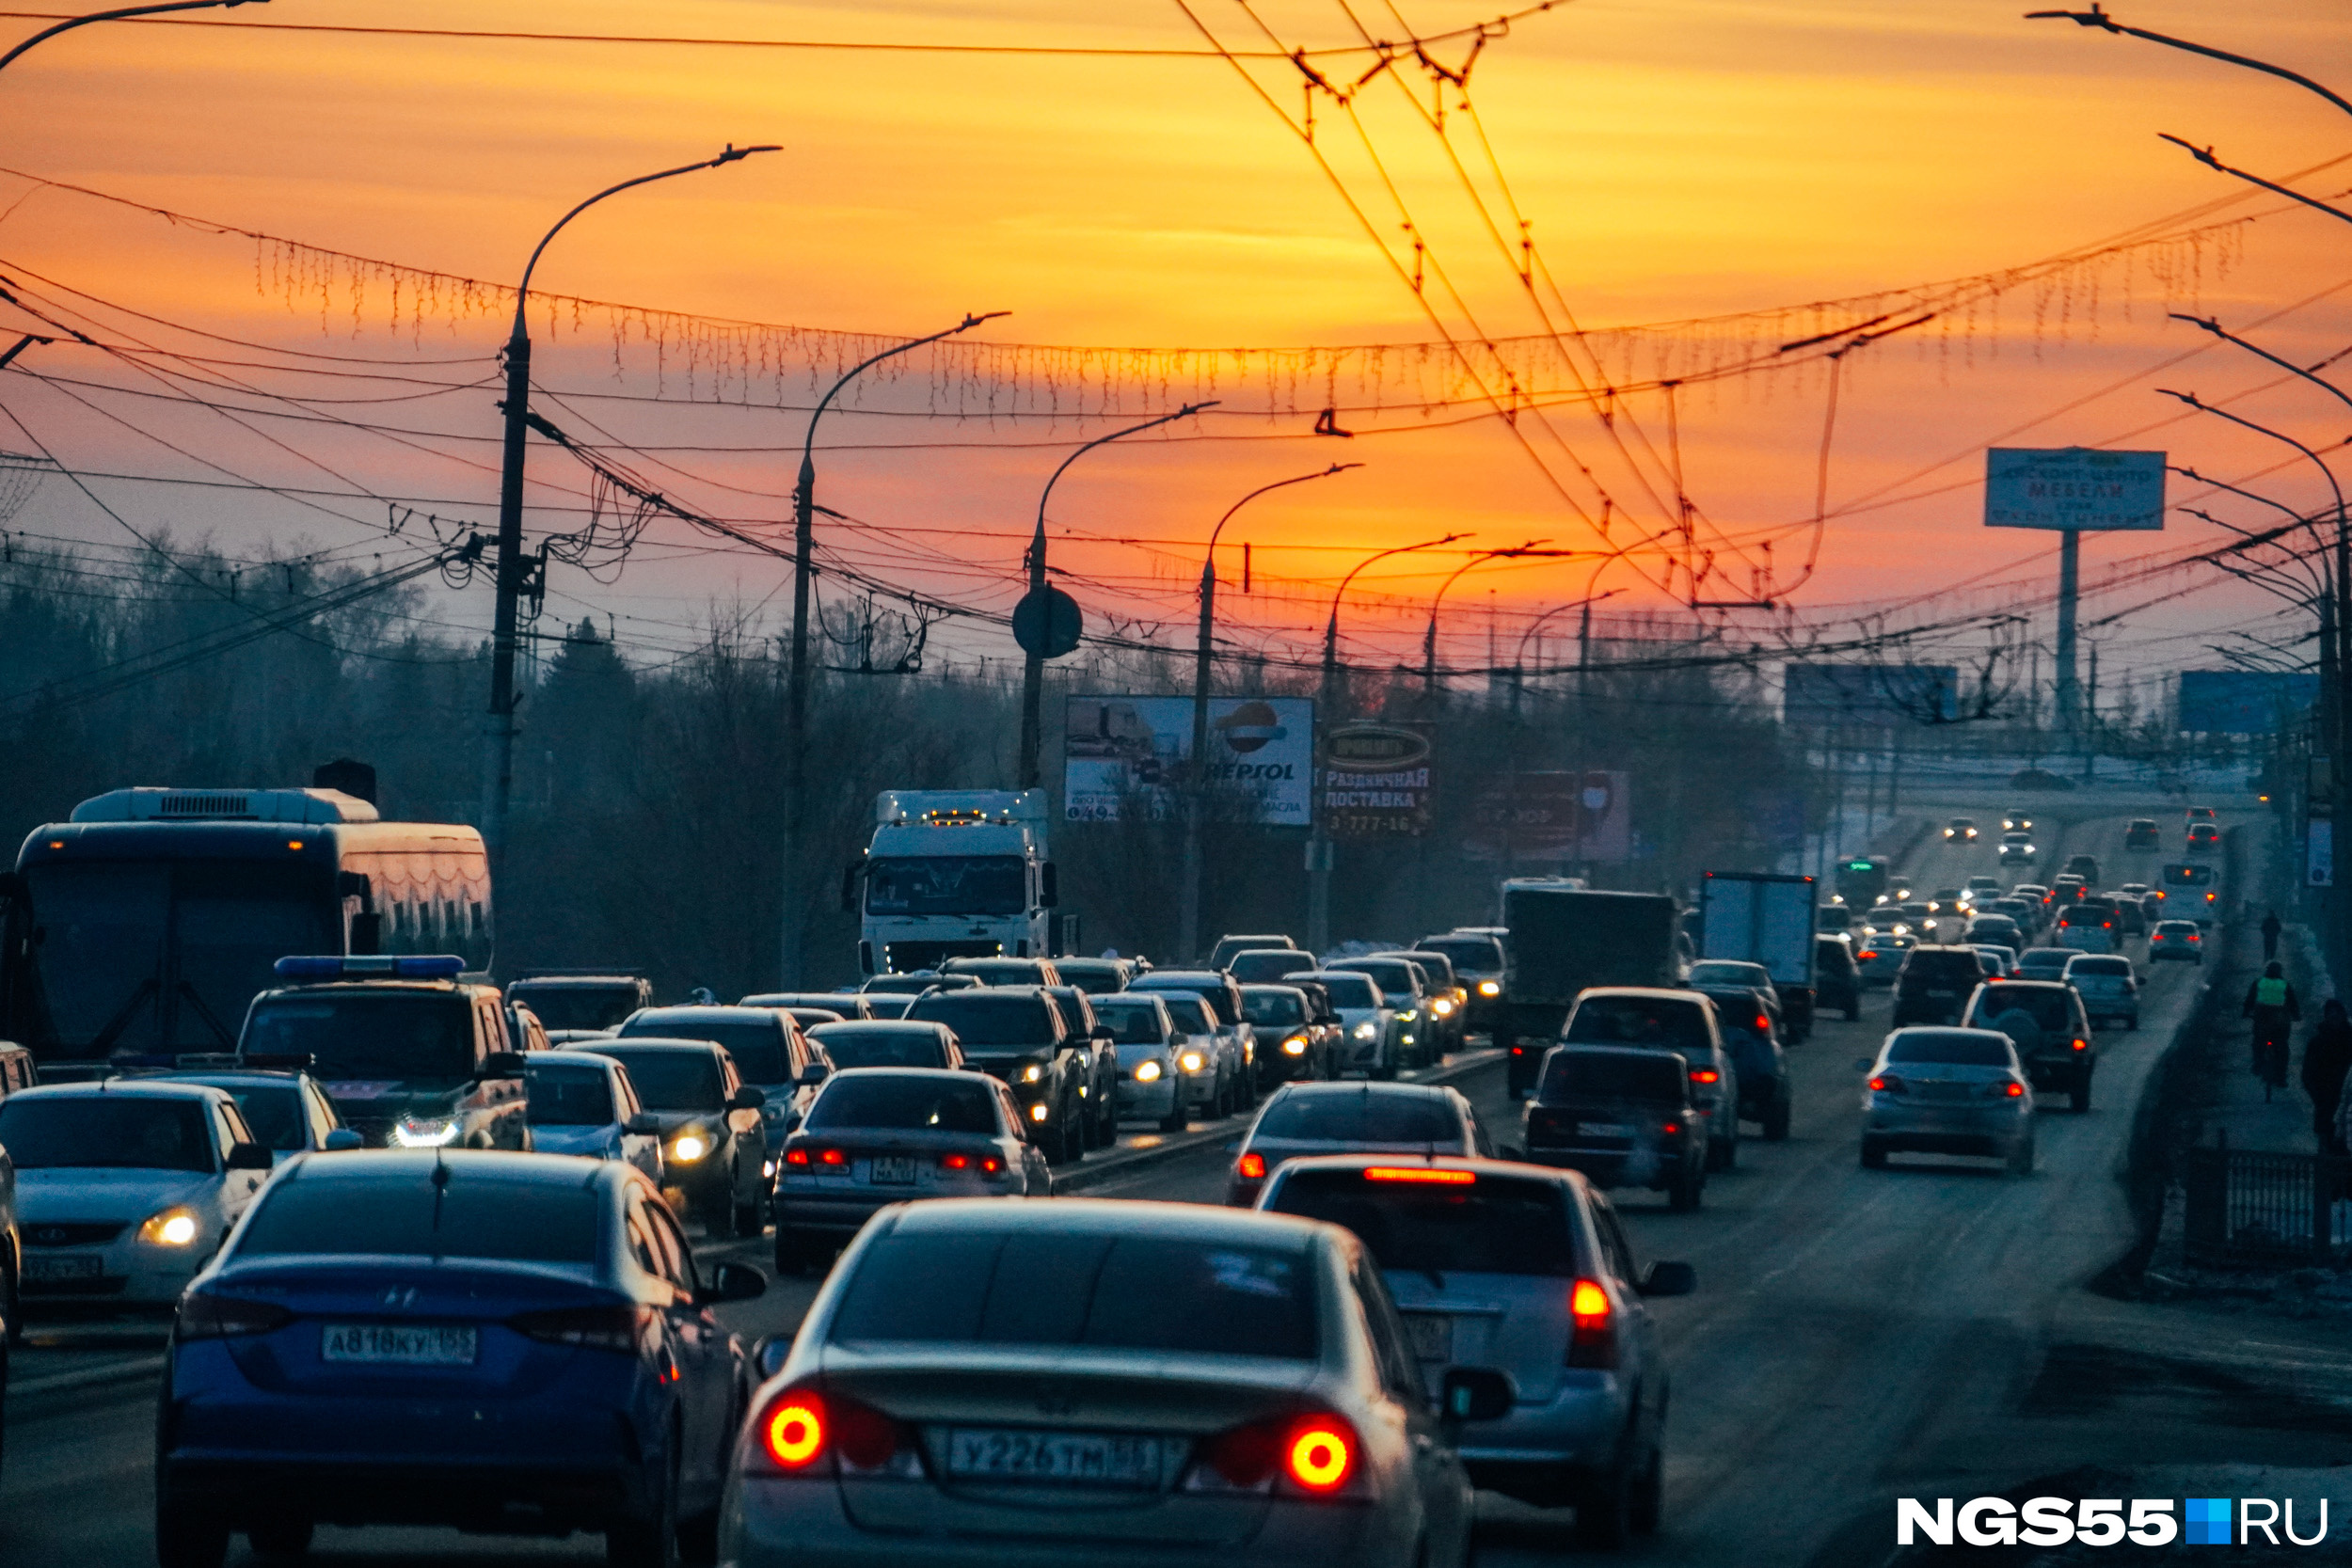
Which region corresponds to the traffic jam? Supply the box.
[0,785,2235,1564]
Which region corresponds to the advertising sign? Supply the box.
[2177,671,2317,736]
[1784,663,1958,728]
[1984,447,2166,531]
[1063,695,1312,825]
[1321,723,1432,839]
[1466,770,1630,862]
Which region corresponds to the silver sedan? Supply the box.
[1859,1027,2036,1174]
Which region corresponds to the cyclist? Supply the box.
[2244,960,2301,1101]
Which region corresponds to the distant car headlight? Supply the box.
[391,1116,461,1148]
[1029,1101,1050,1122]
[1353,1022,1377,1040]
[1134,1058,1165,1082]
[1477,980,1501,996]
[1281,1035,1309,1056]
[671,1131,711,1163]
[1430,998,1454,1016]
[140,1206,201,1247]
[1180,1051,1206,1072]
[1021,1063,1045,1084]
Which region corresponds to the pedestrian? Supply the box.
[2302,998,2352,1155]
[2263,909,2282,962]
[2245,961,2301,1099]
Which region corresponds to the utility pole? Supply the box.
[2054,530,2082,749]
[2083,642,2100,783]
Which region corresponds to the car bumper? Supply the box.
[160,1455,654,1532]
[1866,1106,2029,1152]
[1522,1146,1690,1191]
[19,1234,212,1306]
[1457,1371,1632,1479]
[1115,1076,1182,1118]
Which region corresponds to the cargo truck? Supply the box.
[844,790,1076,974]
[1498,879,1683,1096]
[1696,870,1820,1039]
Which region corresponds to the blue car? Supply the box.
[153,1149,767,1568]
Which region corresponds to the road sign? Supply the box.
[1985,448,2166,531]
[1011,586,1082,657]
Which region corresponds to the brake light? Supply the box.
[763,1394,827,1468]
[1194,1412,1359,1495]
[175,1291,294,1340]
[1857,949,1877,960]
[1754,1013,1771,1033]
[1237,1151,1267,1180]
[2005,1081,2026,1098]
[818,1147,848,1167]
[1690,1069,1720,1085]
[1868,1074,1905,1094]
[2072,1037,2088,1052]
[940,1153,970,1170]
[1285,1418,1355,1492]
[757,1387,903,1473]
[1510,1045,1525,1055]
[510,1304,650,1354]
[1566,1277,1615,1368]
[1661,1121,1680,1134]
[783,1147,810,1168]
[1363,1166,1475,1183]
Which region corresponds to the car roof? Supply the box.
[628,1005,776,1021]
[882,1195,1324,1248]
[1549,1042,1684,1064]
[1268,1080,1452,1102]
[5,1079,233,1104]
[1131,970,1226,984]
[559,1037,723,1054]
[1577,986,1707,1003]
[807,1019,951,1035]
[257,981,483,1000]
[1266,1152,1588,1192]
[822,1065,985,1085]
[271,1147,629,1190]
[1981,977,2071,991]
[1882,1026,2017,1053]
[146,1069,311,1089]
[1237,982,1309,996]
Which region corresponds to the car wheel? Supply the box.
[1159,1101,1189,1133]
[1572,1454,1635,1549]
[733,1196,766,1239]
[1859,1138,1887,1170]
[607,1440,680,1568]
[155,1500,231,1568]
[247,1517,313,1562]
[2072,1073,2093,1114]
[1629,1444,1664,1535]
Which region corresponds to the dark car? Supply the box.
[1890,945,1988,1027]
[618,1006,824,1149]
[859,971,981,997]
[1414,931,1508,1032]
[1693,988,1791,1140]
[1521,1045,1708,1210]
[2124,818,2160,849]
[556,1039,770,1236]
[1963,978,2098,1110]
[1813,935,1861,1022]
[2187,821,2222,855]
[739,991,875,1022]
[1046,956,1136,994]
[1223,1081,1489,1207]
[903,988,1090,1163]
[502,971,652,1035]
[1206,933,1300,970]
[1228,948,1325,985]
[2063,854,2101,884]
[2106,895,2147,937]
[1239,984,1334,1085]
[938,957,1063,988]
[1042,985,1121,1151]
[154,1150,765,1568]
[802,1020,966,1072]
[1377,949,1467,1055]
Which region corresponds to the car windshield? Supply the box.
[244,995,475,1084]
[1229,951,1313,984]
[944,960,1049,986]
[1417,936,1503,973]
[1241,989,1308,1027]
[2020,949,2074,969]
[1565,996,1709,1051]
[1089,1000,1168,1044]
[1137,976,1238,1025]
[1974,987,2074,1031]
[1334,961,1415,998]
[864,855,1026,917]
[1689,961,1769,988]
[526,1063,616,1126]
[620,1015,787,1083]
[2070,957,2131,976]
[0,1095,215,1170]
[217,1085,308,1151]
[505,983,640,1032]
[1537,1051,1685,1101]
[906,994,1057,1050]
[238,1171,600,1263]
[806,1076,998,1133]
[831,1230,1317,1359]
[1269,1170,1576,1277]
[1249,1090,1458,1145]
[806,1025,950,1069]
[1158,996,1216,1035]
[1311,974,1380,1010]
[575,1048,722,1111]
[1885,1033,2013,1067]
[1050,960,1128,994]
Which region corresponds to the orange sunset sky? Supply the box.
[2,0,2347,689]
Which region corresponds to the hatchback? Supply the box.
[2150,919,2205,962]
[1559,989,1740,1169]
[1890,945,1986,1027]
[1258,1156,1694,1545]
[2063,953,2140,1030]
[1962,980,2097,1111]
[154,1150,766,1568]
[1224,1082,1488,1206]
[1521,1046,1708,1210]
[557,1039,771,1235]
[1859,1027,2035,1173]
[724,1198,1504,1568]
[1089,992,1196,1132]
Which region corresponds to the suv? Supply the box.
[1521,1045,1708,1210]
[1890,945,1988,1027]
[503,971,652,1038]
[239,957,529,1151]
[1813,935,1861,1021]
[1559,989,1740,1170]
[2064,953,2139,1030]
[2124,819,2160,849]
[1963,978,2097,1110]
[904,987,1092,1162]
[2063,854,2102,883]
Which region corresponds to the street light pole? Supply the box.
[1017,402,1215,790]
[482,144,778,889]
[1422,541,1554,696]
[779,309,1006,987]
[0,0,262,75]
[1510,588,1622,716]
[1178,462,1359,961]
[1307,534,1465,953]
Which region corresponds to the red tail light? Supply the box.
[1868,1074,1905,1094]
[935,1153,1005,1175]
[756,1387,903,1474]
[176,1291,294,1340]
[1285,1418,1355,1492]
[1858,949,1877,960]
[2072,1037,2088,1053]
[1566,1277,1615,1368]
[783,1147,810,1168]
[1236,1151,1267,1180]
[2004,1081,2026,1098]
[509,1304,651,1354]
[1364,1165,1475,1184]
[940,1152,970,1169]
[1192,1413,1359,1495]
[1690,1069,1721,1085]
[1754,1013,1771,1033]
[1661,1121,1680,1134]
[817,1147,849,1167]
[762,1392,827,1469]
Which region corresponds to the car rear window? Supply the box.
[1417,936,1503,972]
[2020,949,2074,968]
[239,1172,601,1263]
[1230,951,1313,984]
[906,993,1058,1049]
[806,1076,998,1134]
[1564,995,1710,1051]
[620,1016,787,1084]
[526,1063,616,1127]
[1901,950,1984,982]
[0,1096,215,1171]
[1688,961,1768,989]
[1974,986,2074,1031]
[576,1048,722,1111]
[1536,1051,1685,1102]
[505,983,640,1032]
[1333,960,1416,997]
[1249,1090,1458,1145]
[2069,957,2132,976]
[1050,960,1129,994]
[1884,1032,2013,1067]
[831,1230,1317,1359]
[1266,1170,1576,1278]
[1698,990,1769,1036]
[805,1025,950,1070]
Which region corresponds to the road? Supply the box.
[13,798,2344,1567]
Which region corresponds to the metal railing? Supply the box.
[2183,1133,2352,1266]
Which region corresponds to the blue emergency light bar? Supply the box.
[273,955,466,981]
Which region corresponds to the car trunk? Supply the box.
[786,1128,1015,1195]
[1383,1270,1573,1404]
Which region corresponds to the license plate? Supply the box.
[1577,1121,1634,1137]
[944,1427,1162,1488]
[868,1155,918,1185]
[322,1323,479,1366]
[1405,1312,1454,1361]
[24,1253,102,1281]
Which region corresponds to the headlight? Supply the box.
[671,1132,710,1163]
[1281,1035,1309,1056]
[1477,980,1501,996]
[1353,1022,1377,1040]
[1134,1059,1165,1083]
[140,1206,201,1247]
[391,1116,460,1148]
[1179,1051,1205,1072]
[1430,998,1454,1016]
[1029,1101,1050,1122]
[1021,1063,1045,1084]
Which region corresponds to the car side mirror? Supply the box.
[797,1062,830,1086]
[479,1052,528,1079]
[730,1085,767,1112]
[753,1334,793,1381]
[225,1141,273,1171]
[1438,1366,1514,1422]
[1638,1260,1697,1298]
[322,1128,363,1152]
[625,1112,662,1135]
[700,1261,769,1307]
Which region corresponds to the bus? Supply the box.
[1,786,490,1062]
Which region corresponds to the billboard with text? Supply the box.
[1063,695,1313,825]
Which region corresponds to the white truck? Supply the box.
[846,790,1073,975]
[1696,870,1820,1040]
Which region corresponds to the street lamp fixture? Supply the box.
[0,0,264,76]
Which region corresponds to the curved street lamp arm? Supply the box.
[513,144,781,331]
[2171,315,2352,414]
[1036,400,1218,541]
[1516,588,1622,662]
[2026,8,2352,121]
[2156,389,2349,524]
[1206,462,1362,561]
[2156,135,2352,230]
[1327,533,1469,635]
[0,0,261,75]
[803,310,1009,481]
[2171,463,2317,528]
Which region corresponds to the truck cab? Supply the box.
[849,790,1073,975]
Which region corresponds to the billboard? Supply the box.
[1783,663,1958,728]
[1063,695,1312,825]
[1322,722,1432,839]
[1466,771,1630,862]
[2177,671,2317,736]
[1985,447,2166,531]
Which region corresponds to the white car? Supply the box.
[520,1053,666,1184]
[1147,991,1240,1117]
[1290,969,1402,1079]
[1,1082,273,1307]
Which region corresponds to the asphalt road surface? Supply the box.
[8,799,2321,1568]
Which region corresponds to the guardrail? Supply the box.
[2182,1133,2351,1267]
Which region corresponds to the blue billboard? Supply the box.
[1783,663,1959,728]
[2177,671,2316,735]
